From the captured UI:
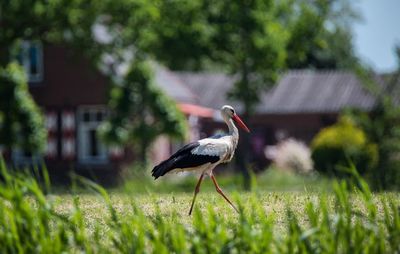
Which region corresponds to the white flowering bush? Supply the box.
[265,138,313,174]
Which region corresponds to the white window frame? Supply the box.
[19,41,44,83]
[77,106,108,164]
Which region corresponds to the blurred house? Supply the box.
[13,42,376,174]
[13,43,213,178]
[13,43,113,175]
[175,70,376,168]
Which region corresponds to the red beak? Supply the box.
[232,114,250,133]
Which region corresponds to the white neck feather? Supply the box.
[226,118,238,137]
[224,117,239,160]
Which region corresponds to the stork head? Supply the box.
[221,105,250,133]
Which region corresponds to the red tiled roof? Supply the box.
[178,103,215,118]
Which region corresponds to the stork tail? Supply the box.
[151,159,175,179]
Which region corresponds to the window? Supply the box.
[17,41,44,83]
[77,107,108,164]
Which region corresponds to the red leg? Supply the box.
[188,173,205,215]
[210,174,239,213]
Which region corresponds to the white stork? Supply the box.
[152,105,250,215]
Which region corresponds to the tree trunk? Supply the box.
[239,60,252,191]
[239,110,251,191]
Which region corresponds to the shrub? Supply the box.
[266,138,313,174]
[311,116,378,176]
[0,63,47,153]
[348,102,400,190]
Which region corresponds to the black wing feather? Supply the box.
[151,142,220,179]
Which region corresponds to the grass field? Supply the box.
[1,164,400,253]
[53,190,397,233]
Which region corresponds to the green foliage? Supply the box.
[0,0,107,63]
[285,0,328,68]
[146,0,213,70]
[100,57,187,165]
[138,0,289,111]
[0,161,92,253]
[285,0,360,69]
[282,166,395,254]
[311,116,378,176]
[1,160,399,253]
[209,0,288,114]
[348,103,400,190]
[348,46,400,190]
[0,63,46,153]
[134,0,361,74]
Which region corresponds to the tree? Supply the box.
[208,0,287,110]
[0,0,108,65]
[0,63,46,153]
[285,0,361,69]
[93,1,189,167]
[348,46,400,190]
[144,0,214,71]
[100,56,187,166]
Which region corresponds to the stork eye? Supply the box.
[229,109,235,115]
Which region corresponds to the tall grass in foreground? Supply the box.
[0,161,399,253]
